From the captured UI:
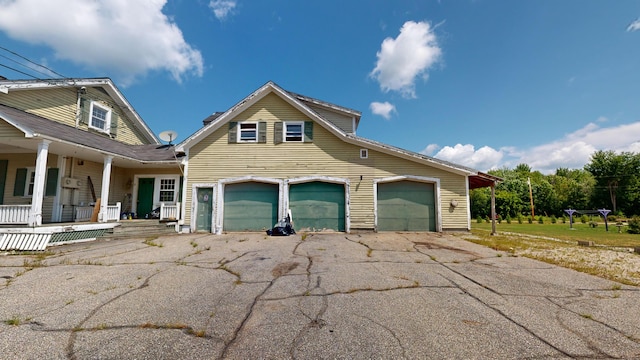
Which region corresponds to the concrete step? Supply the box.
[101,220,177,240]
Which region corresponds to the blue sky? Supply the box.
[0,0,639,173]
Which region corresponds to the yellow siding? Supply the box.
[1,87,150,145]
[0,120,26,137]
[307,104,354,133]
[185,93,469,230]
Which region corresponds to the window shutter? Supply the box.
[79,98,89,125]
[258,122,267,143]
[109,111,118,137]
[0,160,7,204]
[13,168,26,196]
[304,121,313,143]
[274,122,283,144]
[228,122,238,143]
[178,176,183,202]
[45,168,59,196]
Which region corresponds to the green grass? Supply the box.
[473,221,640,247]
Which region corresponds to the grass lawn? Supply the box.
[472,221,640,248]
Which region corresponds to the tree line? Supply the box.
[470,150,640,219]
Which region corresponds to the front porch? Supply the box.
[0,202,181,251]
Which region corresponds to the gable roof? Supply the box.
[0,77,159,144]
[178,81,480,177]
[0,103,182,164]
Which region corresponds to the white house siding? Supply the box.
[185,93,469,231]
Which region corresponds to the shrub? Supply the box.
[485,216,490,223]
[550,215,557,224]
[476,216,483,224]
[580,215,588,224]
[517,214,523,224]
[589,221,598,228]
[506,214,512,224]
[608,215,617,222]
[528,216,533,224]
[562,215,567,224]
[538,216,544,224]
[628,216,640,234]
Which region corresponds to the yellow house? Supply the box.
[178,81,497,234]
[0,78,183,250]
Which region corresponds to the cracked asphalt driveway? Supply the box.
[1,232,639,359]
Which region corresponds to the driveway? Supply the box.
[0,232,639,359]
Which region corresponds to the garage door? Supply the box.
[289,181,345,231]
[377,181,436,231]
[224,182,279,231]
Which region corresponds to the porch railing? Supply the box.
[74,206,94,222]
[160,202,180,220]
[105,202,121,222]
[74,202,121,222]
[0,205,31,224]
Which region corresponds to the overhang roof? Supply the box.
[0,77,159,144]
[0,104,183,166]
[469,171,502,189]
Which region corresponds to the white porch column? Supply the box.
[98,155,113,222]
[28,140,51,227]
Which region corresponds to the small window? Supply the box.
[360,149,368,159]
[159,179,176,202]
[238,123,257,142]
[285,122,303,142]
[26,168,36,196]
[89,102,112,132]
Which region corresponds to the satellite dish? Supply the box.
[159,130,178,145]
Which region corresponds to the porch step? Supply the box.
[101,219,177,240]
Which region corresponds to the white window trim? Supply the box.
[154,176,180,206]
[24,167,36,197]
[360,149,368,159]
[88,101,112,133]
[238,122,258,143]
[284,121,304,142]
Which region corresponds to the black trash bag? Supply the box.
[266,218,296,236]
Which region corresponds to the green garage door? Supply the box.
[377,181,436,231]
[289,182,345,231]
[224,182,279,231]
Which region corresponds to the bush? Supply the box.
[562,215,567,224]
[506,214,512,224]
[517,214,523,224]
[476,216,483,224]
[538,216,544,224]
[628,216,640,234]
[580,215,588,224]
[608,215,617,222]
[528,216,533,224]
[589,221,598,228]
[550,215,557,224]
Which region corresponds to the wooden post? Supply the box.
[91,198,101,222]
[491,182,497,235]
[527,177,535,220]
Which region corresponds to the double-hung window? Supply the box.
[89,102,112,133]
[159,178,176,202]
[285,122,304,142]
[238,123,257,142]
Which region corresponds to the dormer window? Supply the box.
[239,123,258,142]
[89,102,112,133]
[285,122,303,142]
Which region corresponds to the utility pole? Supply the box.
[527,177,535,220]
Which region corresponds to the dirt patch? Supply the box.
[271,262,299,278]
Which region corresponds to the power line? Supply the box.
[0,46,67,79]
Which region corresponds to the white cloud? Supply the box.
[420,143,440,156]
[428,119,640,174]
[0,0,203,85]
[627,18,640,32]
[370,20,442,98]
[210,0,237,21]
[433,144,503,171]
[369,101,396,120]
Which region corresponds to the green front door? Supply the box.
[196,188,213,232]
[224,182,278,231]
[377,181,436,231]
[289,181,345,231]
[137,178,154,219]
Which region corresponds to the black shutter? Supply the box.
[304,121,313,143]
[79,97,90,125]
[274,122,283,144]
[45,168,59,196]
[109,111,118,137]
[228,122,238,143]
[13,168,26,196]
[258,122,267,143]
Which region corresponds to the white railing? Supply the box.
[0,205,31,224]
[160,202,180,220]
[105,202,121,222]
[75,206,94,222]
